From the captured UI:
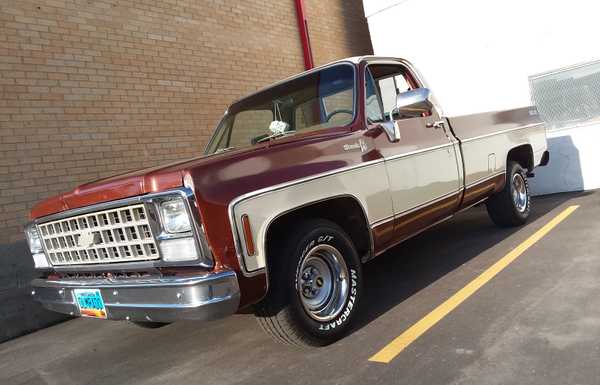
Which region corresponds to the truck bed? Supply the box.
[447,106,547,191]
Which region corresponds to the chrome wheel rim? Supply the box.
[297,244,349,322]
[512,173,528,212]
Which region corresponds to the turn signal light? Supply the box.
[241,214,255,256]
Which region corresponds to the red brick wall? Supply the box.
[0,0,372,245]
[306,0,373,65]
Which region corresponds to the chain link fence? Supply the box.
[530,59,600,130]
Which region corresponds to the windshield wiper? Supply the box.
[254,130,296,144]
[215,146,235,154]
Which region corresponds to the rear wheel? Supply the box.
[254,219,362,347]
[486,161,531,227]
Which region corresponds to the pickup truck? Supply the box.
[25,56,549,347]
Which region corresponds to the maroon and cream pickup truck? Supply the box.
[25,56,549,346]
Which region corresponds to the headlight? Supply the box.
[25,224,43,253]
[159,237,199,262]
[25,224,50,268]
[155,193,213,266]
[160,198,192,233]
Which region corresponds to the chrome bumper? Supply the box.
[31,271,240,323]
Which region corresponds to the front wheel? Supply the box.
[254,219,362,347]
[486,161,531,227]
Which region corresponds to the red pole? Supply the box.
[294,0,314,70]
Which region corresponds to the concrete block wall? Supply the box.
[530,123,600,196]
[0,241,67,341]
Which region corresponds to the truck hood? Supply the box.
[29,140,297,220]
[30,129,352,220]
[30,155,211,219]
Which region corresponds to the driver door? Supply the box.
[366,63,462,243]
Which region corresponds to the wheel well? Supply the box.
[264,196,372,270]
[507,144,534,171]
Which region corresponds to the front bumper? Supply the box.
[31,270,240,323]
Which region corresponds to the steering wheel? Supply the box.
[325,109,353,122]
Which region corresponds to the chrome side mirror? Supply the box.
[393,88,433,118]
[381,88,434,143]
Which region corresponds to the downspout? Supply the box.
[294,0,314,70]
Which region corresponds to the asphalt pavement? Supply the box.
[1,191,598,385]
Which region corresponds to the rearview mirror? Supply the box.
[392,88,433,118]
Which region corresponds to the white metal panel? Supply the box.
[232,161,392,272]
[385,145,462,214]
[460,125,547,187]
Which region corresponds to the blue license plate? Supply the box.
[73,289,107,319]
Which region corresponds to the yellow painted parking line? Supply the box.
[369,205,580,364]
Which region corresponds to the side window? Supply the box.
[367,64,416,120]
[365,68,384,123]
[379,75,411,114]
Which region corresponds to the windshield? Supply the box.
[206,63,355,154]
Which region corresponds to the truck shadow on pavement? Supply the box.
[351,191,587,334]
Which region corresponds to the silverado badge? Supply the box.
[343,138,367,153]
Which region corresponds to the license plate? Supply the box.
[73,289,107,319]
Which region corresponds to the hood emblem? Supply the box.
[77,230,97,248]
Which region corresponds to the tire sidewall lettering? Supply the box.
[318,268,358,331]
[292,228,361,337]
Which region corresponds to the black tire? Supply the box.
[254,219,362,347]
[486,161,531,227]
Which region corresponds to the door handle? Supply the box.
[426,120,445,129]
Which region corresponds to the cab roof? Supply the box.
[228,56,408,110]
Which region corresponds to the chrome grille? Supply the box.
[37,204,159,266]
